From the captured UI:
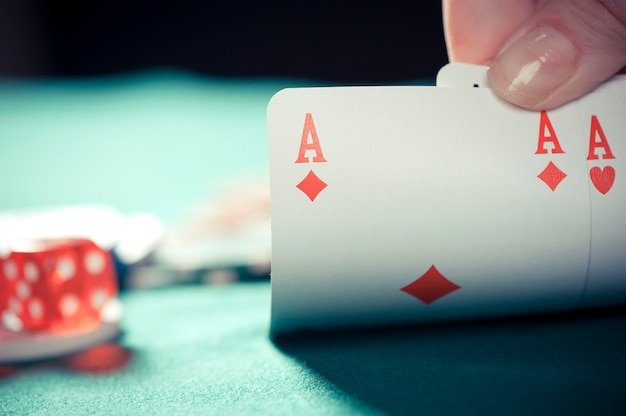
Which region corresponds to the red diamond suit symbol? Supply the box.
[401,265,461,305]
[537,161,567,191]
[297,170,327,201]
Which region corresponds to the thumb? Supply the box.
[487,0,626,110]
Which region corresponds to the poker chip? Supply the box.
[0,205,164,289]
[0,206,148,364]
[127,180,271,289]
[0,321,121,364]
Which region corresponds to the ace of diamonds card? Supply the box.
[267,85,626,336]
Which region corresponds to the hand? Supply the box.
[443,0,626,110]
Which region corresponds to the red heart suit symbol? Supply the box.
[589,166,615,195]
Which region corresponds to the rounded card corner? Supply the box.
[267,88,294,115]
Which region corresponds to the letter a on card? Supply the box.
[587,115,616,160]
[535,111,565,154]
[295,113,327,163]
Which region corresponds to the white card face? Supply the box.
[577,92,626,307]
[268,86,592,336]
[592,74,626,105]
[436,63,489,88]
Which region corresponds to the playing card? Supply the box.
[577,92,626,307]
[436,62,626,105]
[268,86,592,336]
[592,74,626,104]
[436,63,488,88]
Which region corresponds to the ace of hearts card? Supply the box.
[267,79,626,336]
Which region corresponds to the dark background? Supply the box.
[0,0,449,83]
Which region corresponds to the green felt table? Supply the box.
[0,72,625,415]
[1,282,626,415]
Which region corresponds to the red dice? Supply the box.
[0,239,118,333]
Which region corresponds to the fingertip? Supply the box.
[487,26,579,111]
[486,0,626,111]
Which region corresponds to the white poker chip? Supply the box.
[154,180,271,271]
[0,321,121,364]
[0,205,163,264]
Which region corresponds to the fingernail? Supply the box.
[488,26,578,107]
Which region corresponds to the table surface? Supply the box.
[0,71,283,223]
[1,282,626,415]
[1,73,625,415]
